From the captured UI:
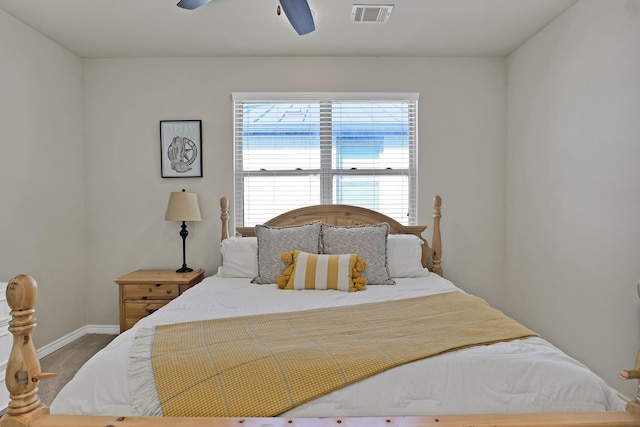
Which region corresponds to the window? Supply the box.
[233,93,418,227]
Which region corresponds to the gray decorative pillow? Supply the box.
[253,222,322,284]
[321,223,395,285]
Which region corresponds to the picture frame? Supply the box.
[160,120,203,178]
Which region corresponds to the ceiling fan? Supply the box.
[176,0,315,35]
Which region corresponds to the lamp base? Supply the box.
[176,266,194,273]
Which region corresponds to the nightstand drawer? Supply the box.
[122,283,179,300]
[125,300,168,328]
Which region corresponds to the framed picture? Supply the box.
[160,120,203,178]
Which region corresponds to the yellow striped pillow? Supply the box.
[278,251,367,292]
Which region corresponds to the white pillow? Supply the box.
[387,234,430,278]
[218,237,258,278]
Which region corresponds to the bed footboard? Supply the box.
[3,409,640,427]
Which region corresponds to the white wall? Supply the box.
[507,0,640,398]
[83,57,507,324]
[0,10,86,346]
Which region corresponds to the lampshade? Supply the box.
[165,190,202,222]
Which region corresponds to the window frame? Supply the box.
[232,92,419,227]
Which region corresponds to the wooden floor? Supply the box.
[37,334,116,405]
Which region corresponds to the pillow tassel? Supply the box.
[351,256,367,291]
[352,274,367,291]
[354,257,367,272]
[281,251,295,265]
[277,251,297,289]
[277,264,294,289]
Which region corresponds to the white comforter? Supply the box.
[51,273,625,417]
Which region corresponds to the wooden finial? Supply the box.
[1,275,55,427]
[220,197,230,241]
[621,354,640,414]
[431,195,443,276]
[619,280,640,414]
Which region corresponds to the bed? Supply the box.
[2,195,640,427]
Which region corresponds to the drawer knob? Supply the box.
[148,288,152,292]
[166,289,172,294]
[145,308,158,315]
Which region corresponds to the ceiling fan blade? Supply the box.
[177,0,213,10]
[279,0,315,35]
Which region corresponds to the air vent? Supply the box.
[351,4,394,23]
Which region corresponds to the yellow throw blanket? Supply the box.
[150,292,536,417]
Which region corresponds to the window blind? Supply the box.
[233,92,418,227]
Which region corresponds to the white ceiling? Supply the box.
[0,0,576,58]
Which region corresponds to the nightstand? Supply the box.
[115,269,204,333]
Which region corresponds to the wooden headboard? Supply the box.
[220,195,443,276]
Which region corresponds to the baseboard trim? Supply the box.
[37,325,118,359]
[616,389,633,406]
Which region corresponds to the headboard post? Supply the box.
[220,197,229,242]
[431,195,443,276]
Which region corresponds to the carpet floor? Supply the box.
[38,334,116,406]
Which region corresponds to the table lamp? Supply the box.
[165,189,201,273]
